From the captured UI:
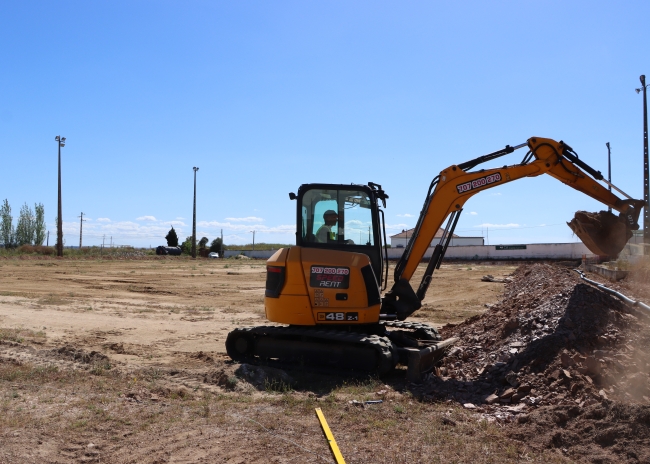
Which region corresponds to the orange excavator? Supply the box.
[226,137,644,381]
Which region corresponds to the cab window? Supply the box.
[301,188,374,246]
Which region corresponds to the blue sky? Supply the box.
[1,1,648,247]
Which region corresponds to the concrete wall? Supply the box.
[619,242,649,265]
[390,236,484,248]
[386,242,591,260]
[224,249,280,259]
[225,242,592,261]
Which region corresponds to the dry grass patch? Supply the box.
[0,327,46,344]
[37,294,72,306]
[0,358,572,463]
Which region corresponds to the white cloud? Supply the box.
[474,223,520,229]
[225,216,264,223]
[345,220,374,233]
[397,214,414,218]
[136,216,157,221]
[175,217,185,220]
[54,215,298,245]
[491,192,502,196]
[198,221,293,234]
[57,219,186,242]
[469,212,478,216]
[385,223,409,231]
[224,234,247,242]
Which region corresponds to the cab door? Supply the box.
[296,184,383,282]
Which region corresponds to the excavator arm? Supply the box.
[382,137,644,321]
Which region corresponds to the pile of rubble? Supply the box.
[414,263,650,462]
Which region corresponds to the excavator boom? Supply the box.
[384,137,644,320]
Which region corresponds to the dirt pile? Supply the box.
[618,259,650,304]
[52,345,111,366]
[512,400,650,463]
[416,263,650,463]
[568,210,631,256]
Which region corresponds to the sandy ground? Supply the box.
[2,256,546,464]
[0,257,515,370]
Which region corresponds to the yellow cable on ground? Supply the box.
[315,408,346,464]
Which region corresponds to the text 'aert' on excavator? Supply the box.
[226,137,645,381]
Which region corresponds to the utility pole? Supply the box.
[192,167,199,259]
[46,231,49,247]
[55,135,66,257]
[78,212,87,248]
[606,143,612,213]
[250,230,255,255]
[636,75,649,255]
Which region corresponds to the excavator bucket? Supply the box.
[567,210,632,257]
[400,337,459,383]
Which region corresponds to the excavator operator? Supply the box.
[316,210,338,243]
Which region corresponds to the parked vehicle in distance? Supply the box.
[156,246,182,256]
[208,252,220,259]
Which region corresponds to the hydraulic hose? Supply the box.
[573,269,650,314]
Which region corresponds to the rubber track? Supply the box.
[380,320,442,341]
[226,326,397,374]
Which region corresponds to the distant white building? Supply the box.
[390,228,484,248]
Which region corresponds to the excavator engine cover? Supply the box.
[568,210,632,257]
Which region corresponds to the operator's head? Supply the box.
[323,210,338,226]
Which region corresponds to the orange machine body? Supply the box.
[265,246,381,326]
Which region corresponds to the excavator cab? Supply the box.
[293,183,388,285]
[228,182,452,380]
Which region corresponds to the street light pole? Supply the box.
[192,167,199,259]
[55,136,66,257]
[636,75,649,254]
[78,212,86,248]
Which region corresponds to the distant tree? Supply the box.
[209,237,223,253]
[198,236,209,250]
[15,203,35,246]
[165,226,179,247]
[34,203,46,245]
[0,199,14,248]
[181,236,194,254]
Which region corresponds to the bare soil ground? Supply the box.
[433,263,650,463]
[2,256,647,463]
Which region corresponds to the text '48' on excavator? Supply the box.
[226,137,645,382]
